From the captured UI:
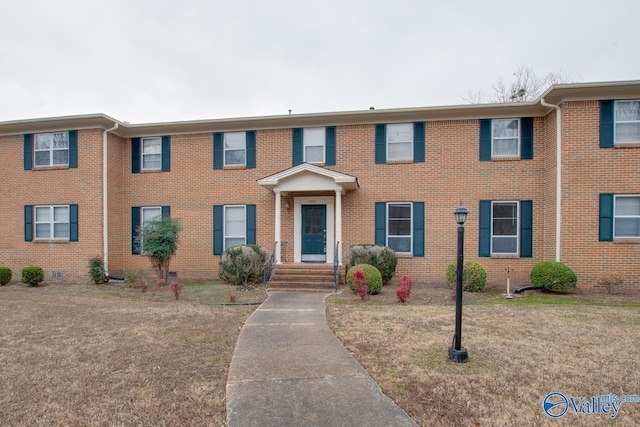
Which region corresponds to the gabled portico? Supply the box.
[258,163,359,264]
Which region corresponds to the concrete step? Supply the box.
[268,263,337,292]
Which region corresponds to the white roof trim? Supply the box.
[257,163,359,192]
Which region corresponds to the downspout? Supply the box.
[103,122,119,275]
[540,98,561,262]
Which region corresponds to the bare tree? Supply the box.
[463,67,576,104]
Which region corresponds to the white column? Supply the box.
[335,189,342,265]
[274,190,282,264]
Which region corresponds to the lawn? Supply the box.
[326,284,640,426]
[0,280,265,427]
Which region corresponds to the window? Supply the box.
[142,137,162,170]
[303,128,325,163]
[387,203,412,253]
[34,132,69,166]
[35,205,70,239]
[615,100,640,144]
[491,202,519,255]
[142,207,162,227]
[224,132,246,166]
[614,195,640,238]
[224,205,246,249]
[492,119,520,158]
[386,123,413,161]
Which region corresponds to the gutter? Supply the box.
[540,98,561,262]
[103,122,119,274]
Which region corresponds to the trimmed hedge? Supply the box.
[346,264,383,295]
[347,244,397,285]
[530,261,577,291]
[0,267,12,285]
[446,260,487,292]
[219,244,267,285]
[22,266,44,287]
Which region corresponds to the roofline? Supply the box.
[2,80,640,137]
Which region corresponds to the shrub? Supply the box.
[352,269,369,301]
[530,261,577,291]
[347,244,398,285]
[396,274,413,303]
[88,257,107,284]
[170,281,183,299]
[597,273,624,295]
[124,270,138,287]
[0,267,12,286]
[346,264,382,295]
[219,244,267,285]
[22,266,44,287]
[446,260,487,292]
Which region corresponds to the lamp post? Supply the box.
[449,203,469,363]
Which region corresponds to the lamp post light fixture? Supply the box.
[449,203,469,363]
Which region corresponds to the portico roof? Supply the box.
[257,163,359,192]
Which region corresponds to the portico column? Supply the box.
[335,189,342,265]
[274,190,282,264]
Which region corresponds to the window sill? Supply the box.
[396,253,413,258]
[613,238,640,244]
[33,240,70,244]
[614,142,640,149]
[223,165,247,170]
[491,156,520,161]
[140,169,163,173]
[33,165,69,171]
[386,159,413,164]
[490,254,520,259]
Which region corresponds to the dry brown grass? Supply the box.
[0,281,265,427]
[327,284,640,426]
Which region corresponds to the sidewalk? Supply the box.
[226,291,417,427]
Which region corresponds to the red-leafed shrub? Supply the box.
[396,274,413,303]
[170,281,183,299]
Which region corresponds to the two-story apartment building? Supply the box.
[1,80,639,288]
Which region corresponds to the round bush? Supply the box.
[347,244,397,285]
[530,261,577,291]
[0,267,12,285]
[219,244,267,285]
[22,266,44,287]
[346,264,383,295]
[446,260,487,292]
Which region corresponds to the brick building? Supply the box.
[1,80,639,287]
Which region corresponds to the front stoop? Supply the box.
[268,263,338,292]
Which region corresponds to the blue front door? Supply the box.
[301,205,326,262]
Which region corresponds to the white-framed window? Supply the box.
[224,205,246,249]
[303,127,325,163]
[492,119,520,158]
[35,205,69,239]
[224,132,246,166]
[491,201,519,255]
[614,195,640,238]
[615,100,640,144]
[139,206,162,249]
[386,123,413,161]
[387,202,412,254]
[142,137,162,170]
[34,132,69,166]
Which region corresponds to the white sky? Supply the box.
[1,0,638,123]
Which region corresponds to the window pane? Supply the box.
[388,236,411,253]
[492,236,518,253]
[493,119,519,138]
[142,138,161,153]
[224,132,245,150]
[35,133,52,150]
[142,208,161,224]
[36,224,50,238]
[53,132,69,148]
[616,197,640,216]
[616,101,640,121]
[616,123,640,143]
[54,223,69,238]
[389,204,411,219]
[615,218,640,237]
[389,219,411,236]
[53,206,69,222]
[303,128,325,146]
[387,124,412,143]
[53,150,69,165]
[388,142,412,160]
[35,207,51,222]
[225,237,245,248]
[492,139,518,156]
[305,146,324,163]
[35,151,50,166]
[143,154,162,169]
[225,207,245,236]
[225,150,246,165]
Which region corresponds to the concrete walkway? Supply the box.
[226,291,417,427]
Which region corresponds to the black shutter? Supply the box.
[479,119,492,161]
[520,118,533,160]
[600,100,614,148]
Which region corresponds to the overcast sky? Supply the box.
[1,0,638,123]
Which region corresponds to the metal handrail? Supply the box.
[333,240,341,292]
[263,242,278,287]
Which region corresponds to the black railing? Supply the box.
[263,242,278,287]
[333,241,341,292]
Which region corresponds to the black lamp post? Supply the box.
[449,203,469,363]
